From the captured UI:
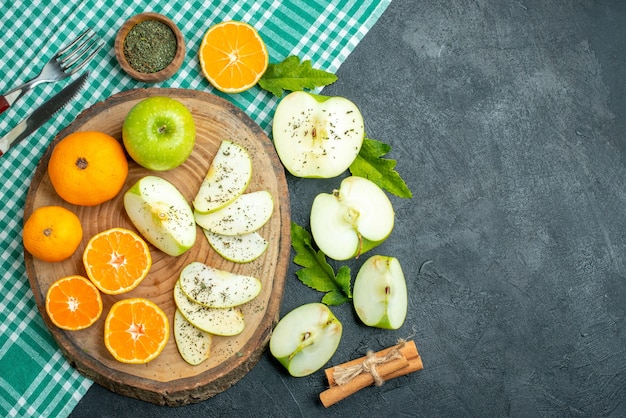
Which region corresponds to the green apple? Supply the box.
[194,190,273,236]
[122,96,196,171]
[353,255,408,329]
[123,175,196,256]
[174,309,213,365]
[310,176,394,261]
[269,303,342,377]
[179,261,261,308]
[193,140,252,214]
[202,229,268,263]
[173,280,245,336]
[272,91,364,178]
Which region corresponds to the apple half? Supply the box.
[194,190,273,236]
[353,255,408,329]
[269,302,342,377]
[174,309,213,365]
[193,140,252,214]
[179,261,262,308]
[272,91,364,178]
[173,279,245,336]
[310,176,395,261]
[123,175,196,256]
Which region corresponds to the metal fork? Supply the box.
[0,28,104,115]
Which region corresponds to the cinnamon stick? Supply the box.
[325,340,423,386]
[320,355,409,408]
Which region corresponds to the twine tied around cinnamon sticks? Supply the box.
[320,339,423,408]
[333,339,406,386]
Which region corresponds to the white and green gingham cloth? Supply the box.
[0,0,390,416]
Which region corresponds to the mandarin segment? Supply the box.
[104,298,169,364]
[83,228,152,295]
[45,275,103,331]
[23,205,83,262]
[199,20,269,93]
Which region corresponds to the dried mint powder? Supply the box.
[124,20,177,73]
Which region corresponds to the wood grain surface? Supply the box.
[23,88,291,406]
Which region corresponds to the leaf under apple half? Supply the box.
[193,140,252,214]
[179,261,262,308]
[202,229,269,263]
[123,175,196,257]
[272,91,364,178]
[194,190,274,236]
[310,176,395,261]
[353,255,408,329]
[269,302,342,377]
[174,309,213,365]
[173,279,245,336]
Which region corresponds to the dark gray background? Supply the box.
[71,1,626,416]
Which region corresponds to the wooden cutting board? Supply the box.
[23,88,291,406]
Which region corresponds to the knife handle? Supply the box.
[0,95,9,115]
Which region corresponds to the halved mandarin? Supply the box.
[45,275,103,331]
[104,298,169,364]
[83,227,151,295]
[199,20,269,93]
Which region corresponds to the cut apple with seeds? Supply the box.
[174,309,213,365]
[179,261,262,308]
[124,175,196,257]
[269,302,342,377]
[193,140,252,214]
[203,229,268,263]
[353,255,408,330]
[194,190,273,236]
[173,280,245,336]
[310,176,394,261]
[272,91,365,178]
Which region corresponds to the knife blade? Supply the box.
[0,72,89,157]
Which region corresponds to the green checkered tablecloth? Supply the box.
[0,0,390,416]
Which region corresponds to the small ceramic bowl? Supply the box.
[114,12,185,83]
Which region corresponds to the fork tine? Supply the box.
[66,39,105,75]
[60,35,101,70]
[55,28,94,58]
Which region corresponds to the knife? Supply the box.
[0,72,89,157]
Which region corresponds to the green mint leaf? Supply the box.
[290,222,352,304]
[350,137,413,198]
[258,55,338,97]
[322,290,350,306]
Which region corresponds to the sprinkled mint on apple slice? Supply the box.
[173,279,245,336]
[194,190,273,236]
[193,140,252,214]
[173,309,213,366]
[179,261,261,308]
[202,229,268,263]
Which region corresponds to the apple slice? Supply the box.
[272,91,364,178]
[310,176,394,261]
[194,190,273,236]
[193,140,252,213]
[179,261,262,308]
[269,303,342,377]
[202,229,269,263]
[174,309,213,365]
[124,175,196,256]
[353,255,408,329]
[173,280,245,336]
